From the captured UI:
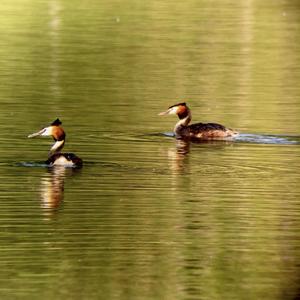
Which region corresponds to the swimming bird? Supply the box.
[159,102,239,140]
[28,119,83,167]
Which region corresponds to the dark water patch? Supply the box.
[16,160,123,169]
[16,161,80,169]
[159,132,175,138]
[16,160,166,177]
[16,161,48,168]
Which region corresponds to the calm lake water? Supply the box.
[1,0,300,299]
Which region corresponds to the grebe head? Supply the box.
[28,119,65,141]
[159,102,190,120]
[28,118,66,155]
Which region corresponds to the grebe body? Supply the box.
[159,102,238,140]
[28,119,83,167]
[46,153,82,167]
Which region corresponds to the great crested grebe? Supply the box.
[28,119,83,167]
[159,102,239,140]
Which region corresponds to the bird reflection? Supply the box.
[167,139,190,173]
[175,138,190,155]
[40,166,79,217]
[168,138,234,174]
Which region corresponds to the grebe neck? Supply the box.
[174,110,191,137]
[49,139,65,157]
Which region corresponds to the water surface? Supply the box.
[1,0,300,299]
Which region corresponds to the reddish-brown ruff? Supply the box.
[176,104,189,120]
[159,102,238,140]
[51,125,65,141]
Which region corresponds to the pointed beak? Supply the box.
[158,108,172,116]
[28,128,46,138]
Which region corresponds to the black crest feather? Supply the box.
[51,118,62,126]
[169,102,186,109]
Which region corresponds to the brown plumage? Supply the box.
[159,102,238,140]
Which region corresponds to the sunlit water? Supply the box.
[1,0,300,299]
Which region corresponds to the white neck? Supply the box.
[174,114,191,135]
[49,140,65,156]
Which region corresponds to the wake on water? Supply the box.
[235,133,299,145]
[160,132,299,145]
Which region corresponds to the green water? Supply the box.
[1,0,300,299]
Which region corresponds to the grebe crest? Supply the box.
[28,118,83,167]
[159,102,239,140]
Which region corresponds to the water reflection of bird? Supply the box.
[168,139,190,174]
[40,166,66,212]
[159,102,239,140]
[40,167,80,218]
[175,138,190,155]
[28,119,82,167]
